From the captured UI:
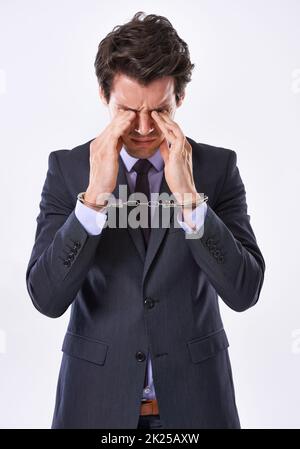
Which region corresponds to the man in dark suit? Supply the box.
[26,11,265,429]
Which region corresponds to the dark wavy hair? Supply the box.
[94,11,195,105]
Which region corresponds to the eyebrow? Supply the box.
[116,103,171,112]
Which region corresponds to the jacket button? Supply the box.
[206,238,214,247]
[63,259,71,267]
[67,252,75,261]
[73,241,81,249]
[214,249,221,257]
[136,351,146,362]
[144,297,155,309]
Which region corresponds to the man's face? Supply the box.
[99,73,184,159]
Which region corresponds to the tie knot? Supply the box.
[132,158,153,175]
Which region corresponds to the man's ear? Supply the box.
[176,91,185,108]
[98,86,108,106]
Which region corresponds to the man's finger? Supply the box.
[152,111,182,141]
[159,138,170,163]
[151,111,176,142]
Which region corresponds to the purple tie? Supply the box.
[132,158,153,247]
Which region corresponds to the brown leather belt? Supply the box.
[140,399,159,416]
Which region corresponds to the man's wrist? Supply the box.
[84,190,111,204]
[175,191,205,210]
[84,204,107,213]
[181,208,197,229]
[79,190,111,211]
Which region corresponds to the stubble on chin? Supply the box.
[123,142,160,159]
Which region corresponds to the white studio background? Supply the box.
[0,0,299,429]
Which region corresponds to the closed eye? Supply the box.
[117,107,168,113]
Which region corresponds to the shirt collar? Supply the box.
[120,145,164,173]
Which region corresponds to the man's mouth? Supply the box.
[131,137,156,143]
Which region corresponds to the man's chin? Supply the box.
[123,140,160,158]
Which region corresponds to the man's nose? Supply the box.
[134,112,155,135]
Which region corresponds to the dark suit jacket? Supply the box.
[26,136,265,429]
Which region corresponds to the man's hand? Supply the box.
[151,110,200,208]
[85,110,136,208]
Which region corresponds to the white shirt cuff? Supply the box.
[75,199,108,235]
[176,201,207,236]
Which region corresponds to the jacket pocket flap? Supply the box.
[61,331,109,366]
[187,328,229,363]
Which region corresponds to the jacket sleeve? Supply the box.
[185,150,265,312]
[25,151,105,318]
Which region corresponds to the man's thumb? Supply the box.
[159,138,170,163]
